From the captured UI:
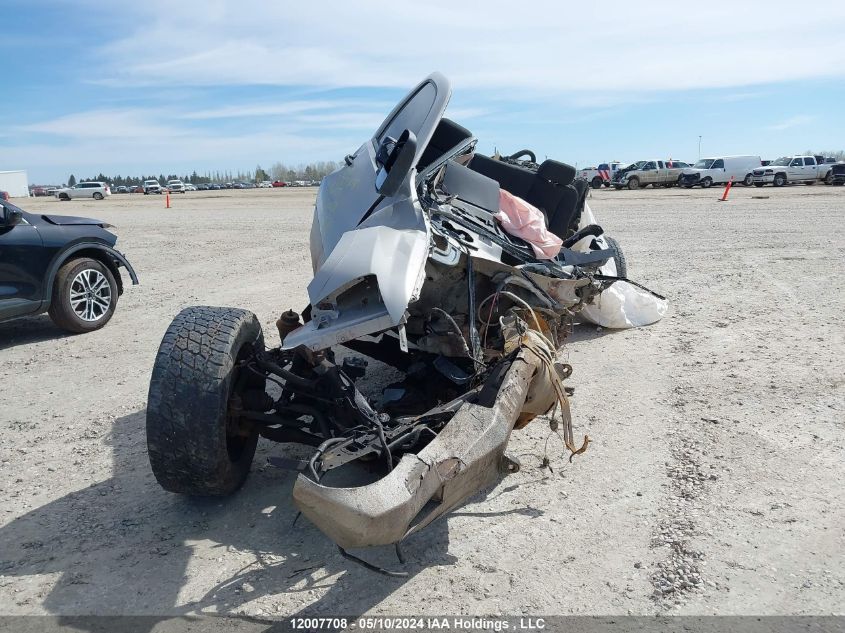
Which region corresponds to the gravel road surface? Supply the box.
[1,186,842,618]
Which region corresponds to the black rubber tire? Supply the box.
[93,192,104,200]
[773,174,786,187]
[627,177,640,190]
[59,193,70,201]
[147,306,264,496]
[591,176,603,189]
[743,174,754,186]
[604,235,628,278]
[701,177,713,189]
[48,257,118,333]
[824,172,833,185]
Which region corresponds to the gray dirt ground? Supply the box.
[0,186,843,618]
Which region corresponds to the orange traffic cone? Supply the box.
[719,177,734,201]
[166,192,171,209]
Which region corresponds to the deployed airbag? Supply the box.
[576,203,668,329]
[495,189,563,259]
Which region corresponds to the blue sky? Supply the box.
[2,0,845,184]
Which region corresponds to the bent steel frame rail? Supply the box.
[292,351,538,549]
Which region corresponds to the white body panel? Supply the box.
[682,155,761,185]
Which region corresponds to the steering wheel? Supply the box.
[506,150,537,163]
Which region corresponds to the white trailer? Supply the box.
[0,170,30,198]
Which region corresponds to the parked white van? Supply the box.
[679,155,762,188]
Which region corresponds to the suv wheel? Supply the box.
[93,192,104,200]
[773,174,786,187]
[626,177,640,190]
[48,258,118,333]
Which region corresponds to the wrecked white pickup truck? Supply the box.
[145,73,666,573]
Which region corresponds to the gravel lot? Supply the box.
[1,186,843,618]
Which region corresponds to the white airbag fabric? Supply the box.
[575,203,668,329]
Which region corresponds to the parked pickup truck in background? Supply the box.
[579,162,624,189]
[752,155,835,186]
[612,160,691,190]
[143,180,163,195]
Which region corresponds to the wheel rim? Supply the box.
[69,268,111,321]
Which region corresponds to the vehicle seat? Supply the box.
[468,154,583,239]
[417,118,473,172]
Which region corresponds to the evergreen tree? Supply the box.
[68,174,76,186]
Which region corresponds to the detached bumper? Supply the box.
[292,352,538,549]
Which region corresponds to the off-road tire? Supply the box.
[627,177,640,190]
[147,306,264,496]
[48,257,118,333]
[591,176,603,189]
[604,235,628,278]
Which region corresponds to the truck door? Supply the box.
[803,156,817,180]
[788,157,805,180]
[641,161,658,185]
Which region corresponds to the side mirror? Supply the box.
[2,206,23,227]
[375,129,417,197]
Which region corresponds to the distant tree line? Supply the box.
[61,161,341,188]
[805,149,845,161]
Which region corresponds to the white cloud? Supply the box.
[19,109,183,139]
[93,0,845,96]
[767,115,816,131]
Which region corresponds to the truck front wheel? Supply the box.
[743,174,754,186]
[146,306,265,496]
[626,177,640,190]
[591,176,603,189]
[700,177,713,188]
[773,174,786,187]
